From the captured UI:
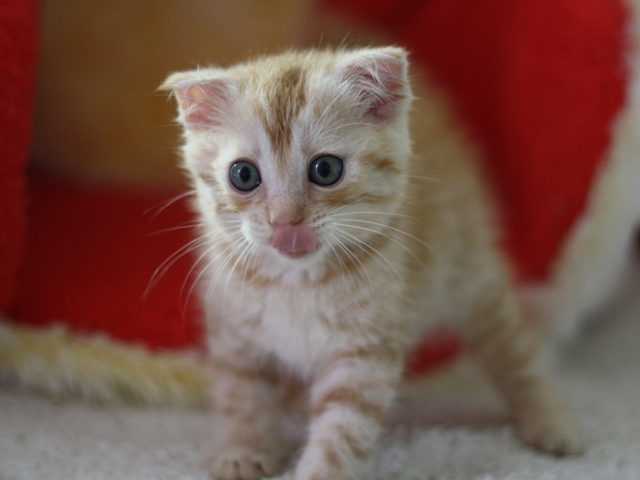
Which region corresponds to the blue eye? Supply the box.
[309,155,344,186]
[229,161,261,192]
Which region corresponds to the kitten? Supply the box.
[162,47,582,480]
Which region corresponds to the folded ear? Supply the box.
[161,74,231,129]
[339,47,411,123]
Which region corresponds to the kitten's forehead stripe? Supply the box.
[261,67,307,166]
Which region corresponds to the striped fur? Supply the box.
[163,47,582,480]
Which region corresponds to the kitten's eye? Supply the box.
[309,155,344,186]
[229,161,261,192]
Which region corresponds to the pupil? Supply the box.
[317,161,331,178]
[239,166,251,183]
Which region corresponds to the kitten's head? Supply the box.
[162,47,413,277]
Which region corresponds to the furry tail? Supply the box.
[0,318,210,406]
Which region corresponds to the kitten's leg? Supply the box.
[206,344,286,480]
[464,283,583,455]
[294,347,403,480]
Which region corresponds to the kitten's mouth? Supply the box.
[278,250,312,259]
[272,224,318,259]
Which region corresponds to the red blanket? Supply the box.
[1,0,631,377]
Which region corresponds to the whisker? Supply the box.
[181,229,245,314]
[247,241,262,282]
[207,235,251,304]
[179,242,219,317]
[331,228,391,287]
[143,190,194,224]
[331,228,408,295]
[325,198,365,217]
[324,233,351,291]
[240,243,260,297]
[178,229,245,312]
[334,219,432,251]
[332,221,429,273]
[331,210,419,222]
[326,230,373,292]
[332,242,352,291]
[147,222,206,236]
[224,238,256,296]
[144,233,211,298]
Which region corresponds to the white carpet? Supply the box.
[2,282,639,480]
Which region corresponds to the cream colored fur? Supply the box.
[164,48,582,480]
[0,318,209,406]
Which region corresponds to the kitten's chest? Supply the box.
[225,279,377,373]
[262,286,348,368]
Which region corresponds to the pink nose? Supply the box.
[272,222,318,255]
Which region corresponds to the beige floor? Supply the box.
[1,279,639,480]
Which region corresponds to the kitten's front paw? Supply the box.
[206,445,285,480]
[515,409,584,456]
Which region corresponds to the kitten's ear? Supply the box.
[161,74,231,129]
[340,47,411,123]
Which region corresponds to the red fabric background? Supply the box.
[12,176,204,351]
[325,0,628,280]
[3,1,630,378]
[0,0,39,311]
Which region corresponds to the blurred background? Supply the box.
[1,0,634,369]
[31,0,376,188]
[1,0,391,352]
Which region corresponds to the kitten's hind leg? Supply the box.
[206,349,287,480]
[463,283,583,456]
